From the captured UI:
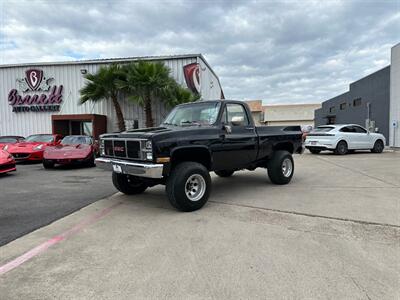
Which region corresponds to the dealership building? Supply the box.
[315,43,400,147]
[0,54,223,138]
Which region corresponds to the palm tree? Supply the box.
[80,64,126,132]
[165,85,201,107]
[117,61,198,128]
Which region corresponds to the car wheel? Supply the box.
[86,154,96,167]
[267,150,294,185]
[166,162,211,212]
[334,141,348,155]
[214,170,235,177]
[43,159,55,169]
[371,140,384,153]
[112,172,148,195]
[309,149,321,154]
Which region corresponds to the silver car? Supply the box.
[305,124,386,155]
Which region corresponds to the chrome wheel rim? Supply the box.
[185,174,206,201]
[282,158,293,177]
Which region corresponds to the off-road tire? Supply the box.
[267,150,294,185]
[215,170,235,177]
[43,159,55,169]
[112,172,148,195]
[309,149,321,154]
[371,140,384,153]
[334,140,348,155]
[166,162,211,212]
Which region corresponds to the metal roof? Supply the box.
[0,53,221,93]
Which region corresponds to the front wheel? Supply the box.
[43,159,55,169]
[215,170,235,177]
[86,154,96,167]
[371,140,384,153]
[166,162,211,212]
[112,172,148,195]
[267,150,294,185]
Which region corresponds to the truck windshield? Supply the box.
[163,102,221,126]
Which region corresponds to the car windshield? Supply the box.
[163,102,221,126]
[313,126,334,132]
[61,136,92,145]
[25,135,54,142]
[0,137,18,143]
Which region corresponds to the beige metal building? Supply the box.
[263,103,321,126]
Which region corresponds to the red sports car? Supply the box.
[0,149,16,174]
[4,134,63,161]
[0,136,25,149]
[43,135,98,168]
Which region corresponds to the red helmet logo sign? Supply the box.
[25,69,44,91]
[183,63,201,94]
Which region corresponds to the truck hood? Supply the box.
[101,125,207,139]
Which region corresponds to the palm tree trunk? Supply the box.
[144,93,154,128]
[111,94,126,132]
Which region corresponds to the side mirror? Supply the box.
[223,124,232,134]
[231,116,244,126]
[375,127,379,133]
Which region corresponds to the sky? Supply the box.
[0,0,399,104]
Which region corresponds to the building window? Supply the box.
[329,106,335,113]
[353,98,361,107]
[340,103,346,110]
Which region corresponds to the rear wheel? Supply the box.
[215,170,235,177]
[371,140,384,153]
[334,141,348,155]
[166,162,211,212]
[267,150,294,185]
[309,149,321,154]
[112,172,148,195]
[43,159,55,169]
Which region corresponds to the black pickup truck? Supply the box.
[96,100,303,211]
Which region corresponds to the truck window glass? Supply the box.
[226,104,249,126]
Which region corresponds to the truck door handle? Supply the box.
[246,127,254,130]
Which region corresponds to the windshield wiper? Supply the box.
[180,121,202,126]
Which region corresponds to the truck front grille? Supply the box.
[103,139,142,160]
[127,141,140,159]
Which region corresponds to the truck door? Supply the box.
[218,103,258,170]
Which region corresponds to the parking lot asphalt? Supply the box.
[0,152,399,299]
[0,163,116,246]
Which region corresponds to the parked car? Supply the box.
[96,100,304,212]
[0,136,25,148]
[301,125,313,142]
[304,124,385,155]
[0,149,16,174]
[4,134,63,161]
[42,135,98,168]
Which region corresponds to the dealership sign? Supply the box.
[183,63,201,94]
[8,69,63,113]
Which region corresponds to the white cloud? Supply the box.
[0,0,398,104]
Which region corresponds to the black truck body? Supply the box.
[96,100,303,211]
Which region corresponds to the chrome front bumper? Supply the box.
[95,157,164,178]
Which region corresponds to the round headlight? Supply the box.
[145,140,152,149]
